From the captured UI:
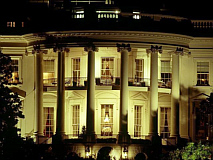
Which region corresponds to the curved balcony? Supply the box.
[43,77,172,89]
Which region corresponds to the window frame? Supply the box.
[43,107,55,138]
[43,59,55,84]
[9,56,22,84]
[196,61,210,86]
[134,105,142,137]
[160,60,172,87]
[159,107,171,138]
[101,57,114,84]
[100,104,114,136]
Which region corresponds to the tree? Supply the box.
[0,51,25,159]
[199,92,213,141]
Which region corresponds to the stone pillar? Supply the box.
[170,48,182,138]
[148,45,162,137]
[117,43,131,143]
[55,47,66,137]
[84,44,98,142]
[34,45,44,137]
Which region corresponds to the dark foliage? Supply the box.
[0,51,24,159]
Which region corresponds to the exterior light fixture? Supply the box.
[122,146,128,159]
[85,145,91,158]
[104,112,110,122]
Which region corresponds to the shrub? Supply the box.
[169,141,212,160]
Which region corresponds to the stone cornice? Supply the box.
[23,30,193,49]
[2,31,194,50]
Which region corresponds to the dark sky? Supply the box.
[116,0,213,19]
[0,0,212,19]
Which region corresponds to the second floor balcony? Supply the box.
[43,77,172,90]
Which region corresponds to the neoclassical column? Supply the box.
[117,43,131,143]
[54,46,67,136]
[84,44,98,140]
[170,48,182,138]
[34,45,44,137]
[147,45,162,137]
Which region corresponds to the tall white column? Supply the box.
[148,45,162,136]
[170,48,181,138]
[117,43,131,143]
[56,48,65,136]
[85,45,98,140]
[35,50,44,137]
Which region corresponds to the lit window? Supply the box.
[22,22,24,27]
[197,62,209,86]
[96,10,120,19]
[8,58,21,84]
[72,58,80,86]
[160,60,172,87]
[43,107,54,137]
[72,105,80,137]
[73,10,84,19]
[101,104,113,136]
[43,60,55,84]
[135,59,144,82]
[160,107,171,138]
[7,22,15,27]
[134,105,142,137]
[101,57,114,85]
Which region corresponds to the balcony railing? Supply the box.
[128,77,150,87]
[43,77,172,89]
[158,79,172,89]
[43,77,87,87]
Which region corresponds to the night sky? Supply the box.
[116,0,213,19]
[0,0,212,19]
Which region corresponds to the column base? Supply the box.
[36,135,48,144]
[117,132,131,144]
[52,133,68,145]
[84,132,97,143]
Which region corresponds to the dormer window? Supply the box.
[7,22,15,27]
[96,10,120,19]
[72,9,84,18]
[133,11,141,19]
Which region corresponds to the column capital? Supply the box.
[116,43,131,52]
[32,44,48,54]
[53,43,69,53]
[84,43,98,52]
[169,47,191,56]
[147,45,162,54]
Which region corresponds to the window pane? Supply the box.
[197,62,209,86]
[43,107,54,137]
[72,105,80,136]
[101,104,113,136]
[134,105,142,137]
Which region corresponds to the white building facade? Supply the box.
[1,3,213,158]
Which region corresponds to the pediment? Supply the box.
[191,93,210,100]
[130,92,148,100]
[68,91,85,100]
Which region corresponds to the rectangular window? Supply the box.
[72,105,80,137]
[160,107,171,138]
[43,107,54,137]
[7,22,15,27]
[134,105,142,137]
[43,60,55,84]
[101,57,114,85]
[161,60,172,87]
[8,59,20,84]
[72,58,80,86]
[197,62,209,86]
[101,104,113,136]
[135,59,144,81]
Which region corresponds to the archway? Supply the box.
[97,147,113,160]
[135,152,147,160]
